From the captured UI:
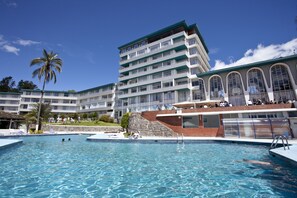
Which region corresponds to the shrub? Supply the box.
[99,115,110,123]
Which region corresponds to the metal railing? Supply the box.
[270,135,290,150]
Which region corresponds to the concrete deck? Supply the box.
[0,139,23,149]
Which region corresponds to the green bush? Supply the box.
[99,115,110,122]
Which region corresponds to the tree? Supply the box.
[30,49,63,131]
[121,112,130,133]
[0,76,16,92]
[25,103,52,132]
[17,80,38,90]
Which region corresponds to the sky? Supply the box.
[0,0,296,91]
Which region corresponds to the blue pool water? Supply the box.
[0,135,297,197]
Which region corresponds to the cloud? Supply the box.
[1,0,17,7]
[209,48,219,54]
[1,44,20,55]
[212,38,297,70]
[15,39,41,46]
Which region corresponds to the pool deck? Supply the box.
[0,139,23,149]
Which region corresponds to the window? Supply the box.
[137,48,147,55]
[178,90,190,102]
[192,79,205,100]
[150,44,159,52]
[189,47,198,55]
[163,61,171,66]
[152,53,162,60]
[271,65,296,102]
[187,38,196,45]
[228,73,246,106]
[131,87,137,93]
[139,85,147,92]
[161,40,171,47]
[152,73,162,79]
[129,97,137,104]
[183,116,199,128]
[163,81,173,88]
[203,115,220,128]
[163,70,171,77]
[140,95,148,103]
[129,52,136,59]
[152,63,162,69]
[139,58,147,64]
[163,51,171,57]
[151,93,162,102]
[152,82,161,90]
[248,69,269,103]
[164,91,174,101]
[190,57,199,65]
[210,76,225,100]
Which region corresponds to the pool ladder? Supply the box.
[270,135,290,150]
[176,133,184,144]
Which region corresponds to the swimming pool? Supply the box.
[0,135,296,197]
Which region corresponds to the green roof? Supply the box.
[197,54,297,77]
[118,20,209,53]
[0,92,21,95]
[76,83,115,94]
[20,89,73,94]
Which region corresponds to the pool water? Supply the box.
[0,135,296,197]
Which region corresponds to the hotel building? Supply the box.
[116,21,210,118]
[0,83,117,118]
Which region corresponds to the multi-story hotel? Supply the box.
[0,83,117,118]
[116,21,210,118]
[0,21,297,138]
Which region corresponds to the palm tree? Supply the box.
[30,49,62,131]
[25,103,52,133]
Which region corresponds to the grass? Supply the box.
[48,121,120,127]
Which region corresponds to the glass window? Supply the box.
[163,81,173,88]
[178,90,190,102]
[192,79,205,100]
[152,73,162,79]
[140,95,148,103]
[152,82,161,90]
[183,116,199,128]
[189,47,198,55]
[150,44,159,52]
[228,73,246,106]
[129,52,136,59]
[163,70,171,77]
[271,65,296,102]
[161,40,171,47]
[139,85,147,92]
[203,115,220,128]
[248,69,269,103]
[210,76,225,100]
[151,93,162,102]
[164,91,174,101]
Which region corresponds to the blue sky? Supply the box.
[0,0,296,91]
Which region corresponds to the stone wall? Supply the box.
[128,113,175,137]
[43,125,121,133]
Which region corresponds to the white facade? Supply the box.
[19,90,77,114]
[76,83,116,118]
[117,21,210,115]
[0,92,21,114]
[0,83,117,117]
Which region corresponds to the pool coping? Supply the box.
[0,139,23,150]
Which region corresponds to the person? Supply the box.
[68,138,71,141]
[62,138,65,142]
[242,159,271,166]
